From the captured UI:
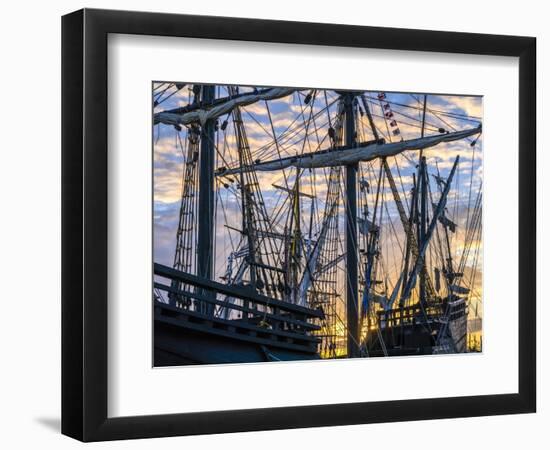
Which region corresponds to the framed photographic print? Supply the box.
[62,8,536,441]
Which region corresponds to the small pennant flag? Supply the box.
[377,93,386,100]
[392,129,401,136]
[384,111,394,118]
[383,103,391,110]
[389,120,398,127]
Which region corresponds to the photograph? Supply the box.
[152,83,483,366]
[0,0,542,447]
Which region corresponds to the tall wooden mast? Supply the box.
[197,85,216,313]
[344,92,359,357]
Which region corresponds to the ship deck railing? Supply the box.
[153,263,323,351]
[377,300,467,329]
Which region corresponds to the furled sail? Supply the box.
[218,125,481,175]
[154,87,297,127]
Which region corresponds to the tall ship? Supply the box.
[152,84,483,366]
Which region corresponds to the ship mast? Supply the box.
[419,95,428,308]
[197,85,216,314]
[419,156,428,308]
[343,92,360,358]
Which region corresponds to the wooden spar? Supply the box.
[382,159,436,307]
[155,87,286,117]
[216,125,481,175]
[154,87,297,126]
[419,156,428,308]
[364,94,437,308]
[399,156,460,304]
[360,164,383,325]
[419,95,428,307]
[197,85,216,314]
[421,94,427,139]
[400,172,418,305]
[344,93,359,358]
[290,168,302,304]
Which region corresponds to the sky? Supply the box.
[152,83,483,344]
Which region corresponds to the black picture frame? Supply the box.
[62,8,536,442]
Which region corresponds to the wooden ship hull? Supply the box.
[364,297,468,356]
[154,312,320,365]
[154,264,322,365]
